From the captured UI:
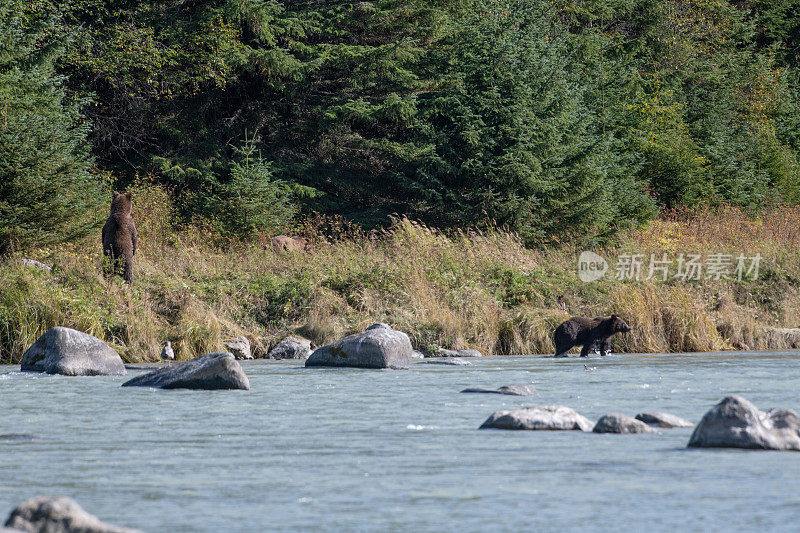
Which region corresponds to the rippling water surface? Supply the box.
[2,352,800,532]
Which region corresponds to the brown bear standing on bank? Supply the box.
[553,315,631,357]
[102,191,138,283]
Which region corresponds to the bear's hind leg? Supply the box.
[121,256,133,284]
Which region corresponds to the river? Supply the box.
[2,352,799,532]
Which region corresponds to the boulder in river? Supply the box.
[635,412,694,428]
[267,336,312,359]
[462,384,538,396]
[122,352,250,390]
[687,395,800,451]
[480,405,594,431]
[20,327,126,376]
[593,414,661,434]
[305,323,412,369]
[3,496,142,533]
[435,348,483,358]
[223,336,252,360]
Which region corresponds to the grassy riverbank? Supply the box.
[2,187,799,363]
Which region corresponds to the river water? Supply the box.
[2,352,799,532]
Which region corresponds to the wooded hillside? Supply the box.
[3,0,800,248]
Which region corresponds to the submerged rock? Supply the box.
[480,405,593,431]
[435,348,483,358]
[688,396,800,451]
[462,384,537,396]
[20,327,126,376]
[223,337,252,360]
[593,414,661,434]
[267,336,312,359]
[421,358,472,366]
[635,412,694,428]
[122,352,250,390]
[305,323,412,369]
[4,496,142,533]
[0,434,36,442]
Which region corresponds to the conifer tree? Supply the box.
[0,1,105,254]
[412,0,655,244]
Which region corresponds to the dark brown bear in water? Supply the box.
[553,315,631,357]
[101,191,138,283]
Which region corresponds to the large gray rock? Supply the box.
[593,414,661,434]
[305,323,412,369]
[462,384,538,396]
[20,327,126,376]
[480,405,594,431]
[435,348,483,358]
[688,396,800,451]
[267,336,312,360]
[223,337,252,360]
[4,496,142,533]
[635,412,694,428]
[122,352,250,390]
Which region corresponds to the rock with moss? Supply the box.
[635,412,694,428]
[20,327,126,376]
[267,336,312,359]
[305,323,412,369]
[593,414,661,434]
[688,396,800,451]
[122,352,250,390]
[479,405,593,431]
[4,496,142,533]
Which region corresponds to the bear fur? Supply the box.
[270,235,310,253]
[553,314,631,357]
[101,191,138,283]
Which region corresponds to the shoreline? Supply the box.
[5,348,798,371]
[2,211,799,365]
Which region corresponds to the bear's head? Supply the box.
[609,314,631,333]
[110,191,133,216]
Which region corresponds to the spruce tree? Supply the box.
[412,0,655,244]
[0,1,105,255]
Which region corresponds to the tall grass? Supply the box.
[1,185,798,363]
